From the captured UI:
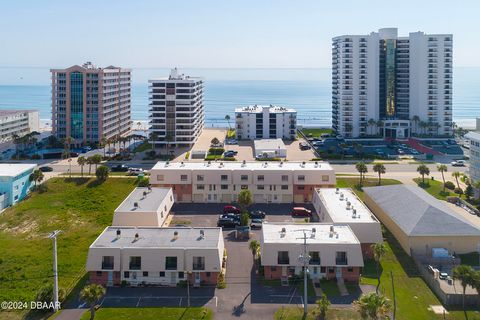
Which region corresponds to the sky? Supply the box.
[0,0,479,68]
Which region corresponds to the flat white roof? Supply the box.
[465,131,480,141]
[235,105,296,113]
[115,187,172,213]
[0,163,36,177]
[91,227,222,249]
[152,161,333,171]
[254,139,286,150]
[316,188,379,223]
[262,223,359,244]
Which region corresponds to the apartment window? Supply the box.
[336,252,348,265]
[101,256,114,270]
[157,174,164,181]
[328,268,334,274]
[96,271,102,276]
[320,267,326,273]
[298,175,305,181]
[281,185,288,190]
[221,174,228,181]
[309,252,320,265]
[178,272,184,279]
[180,175,188,181]
[347,267,354,272]
[257,185,265,190]
[124,271,130,278]
[241,185,248,190]
[206,272,211,277]
[165,257,177,270]
[271,266,277,272]
[197,175,204,181]
[257,175,265,181]
[221,185,228,190]
[277,251,290,264]
[129,257,141,270]
[197,184,205,190]
[298,186,305,190]
[143,271,149,277]
[322,175,329,182]
[159,271,165,277]
[193,256,205,270]
[281,175,288,182]
[241,175,248,181]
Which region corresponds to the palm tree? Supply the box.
[87,157,93,175]
[29,169,44,188]
[91,154,102,171]
[453,265,475,314]
[437,164,448,192]
[95,165,110,182]
[411,115,420,135]
[225,115,231,130]
[376,120,384,136]
[137,121,142,131]
[417,164,430,184]
[355,162,368,185]
[249,240,260,261]
[80,284,106,320]
[316,294,331,320]
[452,171,461,189]
[165,134,174,158]
[353,292,391,320]
[373,163,386,186]
[237,189,253,213]
[149,132,158,153]
[100,137,107,158]
[371,242,387,294]
[64,136,73,159]
[77,156,86,177]
[368,118,376,136]
[211,137,220,146]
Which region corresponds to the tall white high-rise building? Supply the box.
[332,28,453,139]
[148,68,204,148]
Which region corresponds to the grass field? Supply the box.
[79,307,213,320]
[300,128,333,138]
[0,177,137,319]
[413,177,454,200]
[133,141,152,153]
[336,177,402,201]
[275,306,360,320]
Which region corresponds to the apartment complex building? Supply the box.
[112,187,174,227]
[0,163,36,210]
[149,68,204,148]
[86,227,224,287]
[235,105,297,140]
[465,131,480,183]
[332,28,453,138]
[0,110,39,143]
[261,223,364,282]
[51,62,131,145]
[313,188,383,258]
[150,161,336,203]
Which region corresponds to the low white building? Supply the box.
[261,223,364,282]
[235,105,296,140]
[0,110,39,143]
[112,187,174,227]
[465,131,480,183]
[254,139,287,158]
[86,227,225,287]
[312,188,383,258]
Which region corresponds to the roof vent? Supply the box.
[301,161,306,167]
[116,229,121,238]
[339,193,344,201]
[200,230,205,239]
[173,231,179,240]
[314,161,319,167]
[165,161,170,167]
[147,186,152,192]
[242,160,246,167]
[133,202,139,208]
[346,201,351,210]
[279,161,283,167]
[180,161,185,166]
[280,227,286,237]
[207,161,211,166]
[311,228,316,237]
[335,187,339,194]
[352,208,357,218]
[143,191,148,198]
[134,233,139,241]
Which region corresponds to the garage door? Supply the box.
[254,194,264,203]
[293,195,304,204]
[282,194,293,203]
[193,194,203,202]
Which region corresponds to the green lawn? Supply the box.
[133,140,152,153]
[336,177,402,201]
[275,306,360,320]
[318,279,340,297]
[413,177,454,200]
[80,307,212,320]
[0,177,137,319]
[300,128,333,138]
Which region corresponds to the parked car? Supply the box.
[250,219,263,229]
[320,133,331,139]
[451,160,466,167]
[128,167,144,175]
[223,205,241,214]
[291,207,312,217]
[312,141,324,147]
[221,213,240,221]
[225,139,238,145]
[39,166,53,172]
[299,142,311,150]
[249,210,266,219]
[217,217,240,228]
[111,164,129,172]
[439,272,448,280]
[226,150,238,155]
[223,151,236,158]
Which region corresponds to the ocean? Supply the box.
[0,67,478,128]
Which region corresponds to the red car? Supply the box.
[291,207,312,217]
[223,205,241,214]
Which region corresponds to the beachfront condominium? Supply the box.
[0,110,39,143]
[465,131,480,183]
[51,62,132,145]
[332,28,453,139]
[235,105,297,140]
[148,68,204,148]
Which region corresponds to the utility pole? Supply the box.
[49,230,62,312]
[297,230,311,318]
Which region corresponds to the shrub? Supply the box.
[36,284,66,311]
[208,148,225,155]
[454,187,464,195]
[177,280,187,288]
[95,165,110,181]
[121,280,127,287]
[439,190,450,197]
[217,272,226,289]
[137,177,149,187]
[444,181,455,190]
[185,151,190,160]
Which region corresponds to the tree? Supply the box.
[211,137,220,146]
[316,294,331,320]
[356,162,368,185]
[417,164,430,184]
[412,115,420,135]
[95,165,110,181]
[225,115,231,130]
[63,136,73,159]
[100,137,107,158]
[80,284,106,320]
[373,163,386,186]
[165,134,174,158]
[354,292,391,320]
[149,132,158,153]
[77,156,87,177]
[453,265,475,313]
[87,157,93,175]
[137,121,142,131]
[91,154,102,171]
[371,242,387,294]
[465,184,474,200]
[29,169,44,188]
[368,118,376,136]
[437,164,448,192]
[240,212,249,226]
[36,284,66,312]
[249,240,260,260]
[237,189,253,212]
[452,171,461,189]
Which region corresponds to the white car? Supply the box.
[128,167,144,175]
[451,160,466,167]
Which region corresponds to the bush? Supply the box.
[439,190,450,197]
[208,148,225,155]
[444,181,455,190]
[177,280,187,288]
[454,187,464,195]
[121,280,128,287]
[255,157,282,161]
[217,272,226,289]
[137,177,149,187]
[36,284,66,311]
[95,165,110,181]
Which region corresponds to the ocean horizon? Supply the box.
[0,67,478,128]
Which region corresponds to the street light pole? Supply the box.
[49,230,62,312]
[297,230,311,318]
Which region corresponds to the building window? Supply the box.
[241,185,248,190]
[197,175,204,181]
[241,175,248,181]
[143,271,149,277]
[257,185,264,190]
[178,272,184,279]
[309,252,320,265]
[159,271,165,277]
[197,184,205,190]
[193,256,205,270]
[281,185,288,190]
[96,271,102,276]
[320,267,326,273]
[298,185,305,190]
[322,175,329,182]
[165,257,177,270]
[277,251,290,264]
[206,272,211,277]
[102,256,114,270]
[281,175,288,182]
[257,175,264,181]
[298,175,305,181]
[336,252,348,265]
[221,175,228,181]
[124,271,130,278]
[180,175,188,181]
[328,268,334,274]
[221,185,228,190]
[157,174,164,181]
[347,267,354,272]
[129,257,141,270]
[271,266,277,272]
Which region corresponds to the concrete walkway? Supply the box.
[337,278,349,296]
[52,308,86,320]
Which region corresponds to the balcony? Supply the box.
[193,263,205,270]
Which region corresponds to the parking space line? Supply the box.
[179,297,182,306]
[136,297,141,307]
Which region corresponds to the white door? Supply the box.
[170,271,176,285]
[195,272,201,284]
[107,271,113,286]
[336,267,342,279]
